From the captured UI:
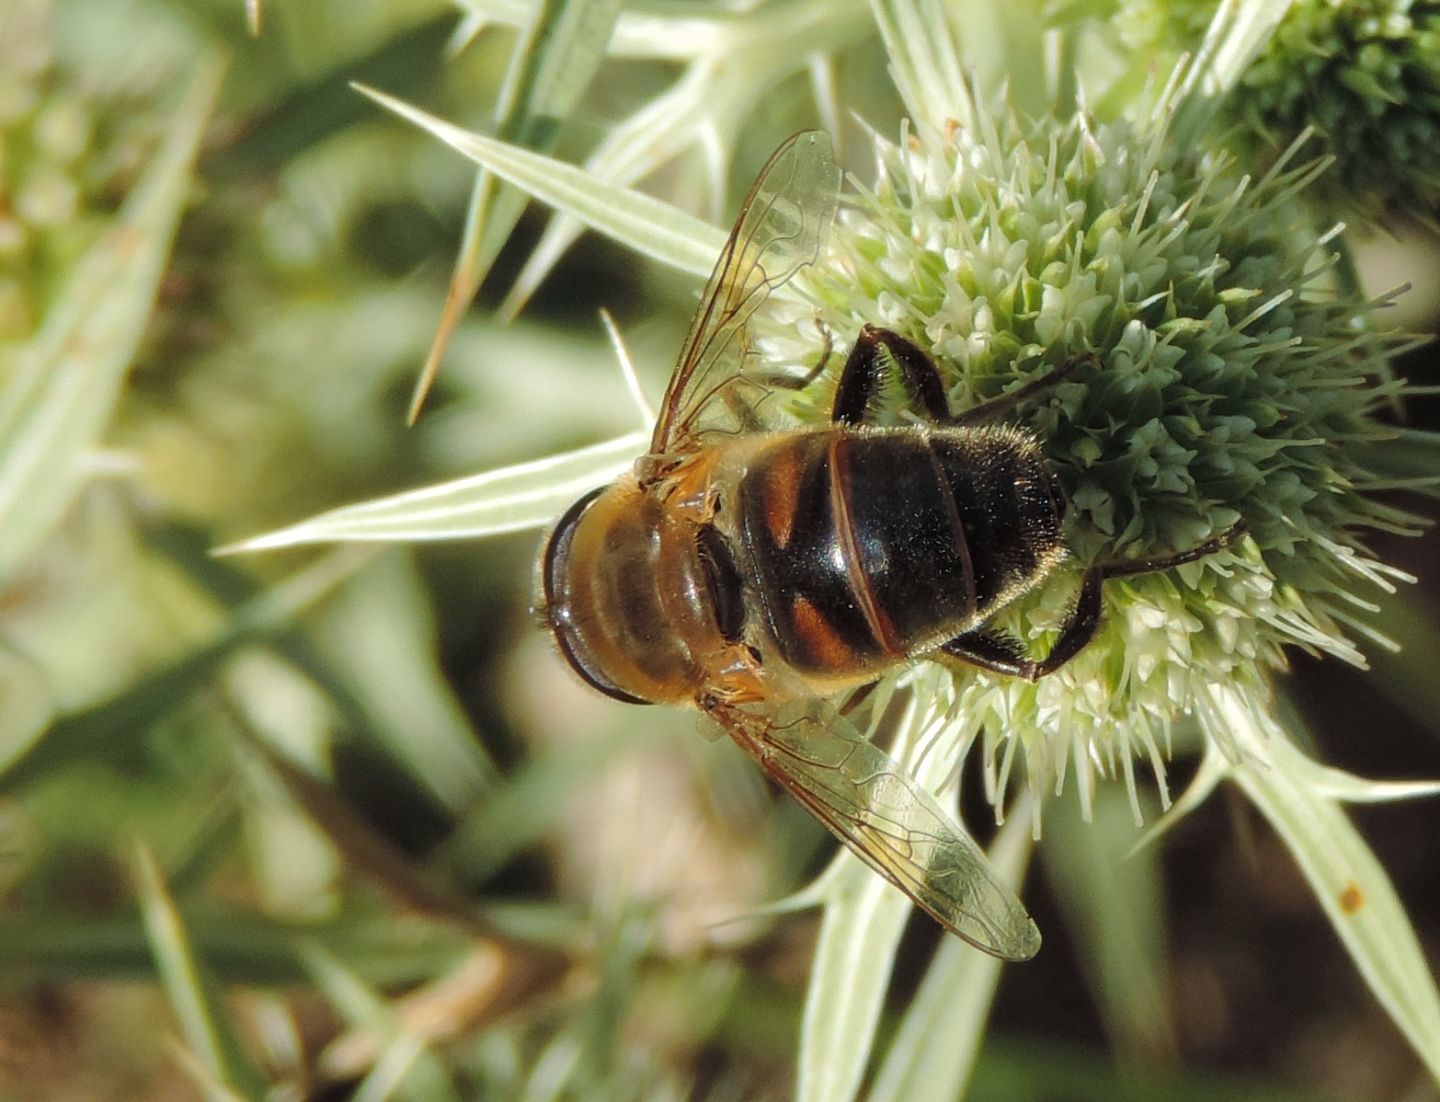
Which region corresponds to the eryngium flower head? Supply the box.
[1126,0,1440,219]
[761,106,1418,810]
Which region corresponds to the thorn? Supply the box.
[599,308,655,427]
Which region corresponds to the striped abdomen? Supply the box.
[736,425,1066,686]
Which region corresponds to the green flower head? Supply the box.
[1125,0,1440,219]
[763,101,1419,811]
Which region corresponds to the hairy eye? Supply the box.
[696,525,746,644]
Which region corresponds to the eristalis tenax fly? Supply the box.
[536,130,1242,959]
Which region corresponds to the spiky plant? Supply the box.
[239,1,1440,1097]
[7,0,1440,1099]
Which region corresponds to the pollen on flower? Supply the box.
[766,98,1424,821]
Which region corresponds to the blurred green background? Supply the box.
[1,1,1439,1099]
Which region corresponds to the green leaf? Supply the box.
[498,0,873,319]
[223,430,645,551]
[794,882,902,1093]
[352,1035,438,1102]
[496,0,624,137]
[236,725,494,936]
[1216,687,1440,1084]
[866,0,975,133]
[314,553,497,810]
[353,85,723,279]
[947,0,1050,117]
[133,843,266,1098]
[413,0,626,421]
[213,16,454,177]
[169,1045,256,1102]
[1041,782,1176,1066]
[438,720,660,882]
[0,907,477,987]
[0,642,55,777]
[497,64,722,321]
[299,942,464,1102]
[0,545,371,792]
[0,59,222,583]
[454,0,729,60]
[796,721,922,1102]
[1352,429,1440,494]
[1171,0,1295,146]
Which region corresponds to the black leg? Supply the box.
[721,382,766,431]
[940,522,1248,681]
[754,314,834,391]
[940,628,1039,678]
[1093,521,1247,579]
[794,314,835,389]
[831,325,950,425]
[950,352,1097,427]
[828,329,1095,428]
[1022,567,1105,679]
[939,573,1105,681]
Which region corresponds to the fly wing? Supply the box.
[710,697,1041,961]
[650,130,841,454]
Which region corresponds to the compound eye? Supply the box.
[540,487,603,614]
[539,488,652,706]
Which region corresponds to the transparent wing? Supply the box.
[650,130,841,454]
[710,696,1040,961]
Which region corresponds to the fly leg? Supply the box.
[941,522,1247,680]
[1093,521,1248,580]
[939,574,1103,681]
[789,313,835,390]
[831,325,951,425]
[718,314,836,429]
[830,326,1098,427]
[753,313,835,391]
[939,629,1037,678]
[949,352,1096,427]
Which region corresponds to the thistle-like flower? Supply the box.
[1125,0,1440,219]
[766,103,1419,816]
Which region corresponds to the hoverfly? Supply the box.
[537,130,1243,960]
